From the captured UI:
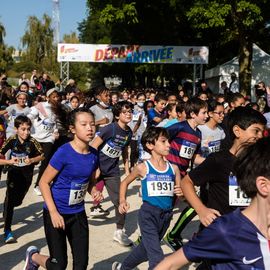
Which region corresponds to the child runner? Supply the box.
[112,126,182,270]
[147,93,167,127]
[23,108,102,270]
[181,106,266,227]
[163,97,208,251]
[27,88,60,196]
[0,115,43,243]
[155,136,270,270]
[0,91,30,138]
[89,86,114,216]
[91,101,133,246]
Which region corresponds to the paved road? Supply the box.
[0,167,199,269]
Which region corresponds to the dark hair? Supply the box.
[112,100,133,118]
[136,92,146,99]
[176,102,185,113]
[143,100,155,114]
[141,126,169,153]
[246,102,259,111]
[165,103,176,113]
[207,100,223,112]
[154,93,167,103]
[185,97,208,119]
[228,92,244,106]
[94,86,110,97]
[235,137,270,198]
[68,107,94,126]
[228,106,266,141]
[70,95,79,102]
[19,81,29,89]
[14,115,32,128]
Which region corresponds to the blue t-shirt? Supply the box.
[183,208,270,269]
[44,143,99,214]
[147,108,165,127]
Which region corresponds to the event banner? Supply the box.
[57,44,209,64]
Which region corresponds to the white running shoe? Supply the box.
[112,261,122,270]
[113,229,133,246]
[33,187,42,196]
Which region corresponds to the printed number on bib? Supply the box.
[42,119,54,131]
[208,140,221,153]
[69,182,88,205]
[147,181,174,196]
[101,142,121,158]
[179,140,196,159]
[11,153,28,167]
[229,175,251,206]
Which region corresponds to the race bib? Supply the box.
[11,152,28,167]
[101,142,122,158]
[42,119,54,131]
[69,182,88,206]
[208,140,221,153]
[179,140,196,159]
[132,112,141,121]
[147,181,174,196]
[229,174,251,206]
[146,174,174,196]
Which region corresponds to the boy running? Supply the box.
[112,126,182,270]
[91,101,133,246]
[155,136,270,270]
[0,115,43,243]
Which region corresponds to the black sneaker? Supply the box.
[90,205,110,217]
[163,234,183,251]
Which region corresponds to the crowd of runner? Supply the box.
[0,71,270,269]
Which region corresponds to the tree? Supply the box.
[21,14,55,68]
[185,0,270,96]
[0,21,14,73]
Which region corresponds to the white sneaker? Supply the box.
[112,261,122,270]
[34,187,42,196]
[113,229,133,246]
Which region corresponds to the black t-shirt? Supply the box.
[189,150,236,215]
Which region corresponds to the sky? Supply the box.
[1,0,88,49]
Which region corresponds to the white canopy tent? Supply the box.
[205,44,270,99]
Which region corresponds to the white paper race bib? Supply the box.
[68,182,88,205]
[11,153,29,167]
[42,119,54,131]
[147,181,174,197]
[229,175,251,206]
[179,140,196,159]
[101,142,122,158]
[208,140,221,153]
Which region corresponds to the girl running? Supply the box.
[23,108,102,270]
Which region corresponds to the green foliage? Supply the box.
[21,14,55,66]
[99,2,138,25]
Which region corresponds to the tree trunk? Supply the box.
[238,39,252,97]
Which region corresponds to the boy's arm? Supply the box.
[90,135,104,150]
[119,163,145,214]
[193,154,205,165]
[181,174,220,227]
[172,164,183,197]
[122,146,130,175]
[154,248,190,270]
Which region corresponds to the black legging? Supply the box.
[35,142,54,187]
